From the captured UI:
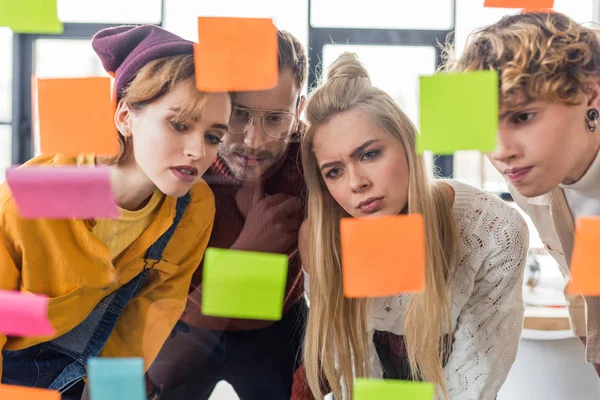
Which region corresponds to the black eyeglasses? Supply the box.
[228,107,299,139]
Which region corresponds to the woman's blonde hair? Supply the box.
[104,54,211,165]
[440,12,600,112]
[301,52,458,399]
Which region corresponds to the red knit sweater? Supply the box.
[188,130,307,331]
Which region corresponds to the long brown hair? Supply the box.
[301,52,458,399]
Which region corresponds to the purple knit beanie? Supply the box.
[91,25,194,101]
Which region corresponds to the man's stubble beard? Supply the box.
[223,147,287,182]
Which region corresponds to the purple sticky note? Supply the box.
[6,166,120,219]
[0,290,56,337]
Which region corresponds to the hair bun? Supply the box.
[326,52,371,84]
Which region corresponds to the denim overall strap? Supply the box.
[145,191,191,261]
[46,269,150,391]
[41,192,191,392]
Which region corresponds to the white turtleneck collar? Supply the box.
[560,148,600,221]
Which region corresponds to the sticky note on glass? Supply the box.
[354,379,435,400]
[6,166,120,219]
[0,290,55,337]
[418,71,498,155]
[202,248,288,320]
[195,17,278,92]
[341,215,425,298]
[484,0,554,9]
[88,358,145,400]
[0,0,63,34]
[0,384,60,400]
[37,77,119,156]
[567,217,600,295]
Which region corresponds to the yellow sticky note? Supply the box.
[0,0,63,34]
[418,71,498,154]
[354,378,435,399]
[202,248,288,320]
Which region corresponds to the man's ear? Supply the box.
[586,79,600,109]
[114,101,133,138]
[297,95,306,116]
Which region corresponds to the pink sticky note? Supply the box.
[6,166,120,219]
[0,290,55,337]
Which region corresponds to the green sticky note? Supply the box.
[354,378,435,399]
[0,0,63,34]
[417,70,498,154]
[202,248,288,320]
[88,358,145,400]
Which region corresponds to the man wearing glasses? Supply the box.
[148,30,308,400]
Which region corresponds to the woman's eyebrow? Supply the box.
[349,139,379,158]
[211,123,229,130]
[319,139,380,172]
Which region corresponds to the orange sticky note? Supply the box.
[0,384,60,399]
[484,0,554,9]
[340,214,425,298]
[195,17,278,92]
[36,77,119,156]
[568,217,600,295]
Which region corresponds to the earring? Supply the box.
[586,109,599,132]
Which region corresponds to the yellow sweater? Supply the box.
[76,154,166,261]
[0,154,215,378]
[92,190,165,260]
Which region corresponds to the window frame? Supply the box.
[11,1,164,164]
[307,0,456,177]
[0,29,11,126]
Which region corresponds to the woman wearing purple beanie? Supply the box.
[0,25,232,399]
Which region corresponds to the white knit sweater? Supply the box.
[305,180,529,399]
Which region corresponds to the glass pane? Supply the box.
[209,381,239,399]
[57,0,162,24]
[164,0,309,96]
[33,39,109,156]
[311,0,453,30]
[453,150,483,188]
[482,154,508,194]
[323,44,437,175]
[0,125,11,183]
[454,0,594,192]
[453,150,508,192]
[163,0,308,62]
[0,28,12,123]
[323,44,436,128]
[35,39,107,78]
[455,0,595,55]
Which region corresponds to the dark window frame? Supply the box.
[11,0,165,164]
[307,0,456,177]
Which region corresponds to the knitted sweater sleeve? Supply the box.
[443,191,529,399]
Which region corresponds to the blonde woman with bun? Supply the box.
[296,53,529,399]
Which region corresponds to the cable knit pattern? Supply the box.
[369,180,529,399]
